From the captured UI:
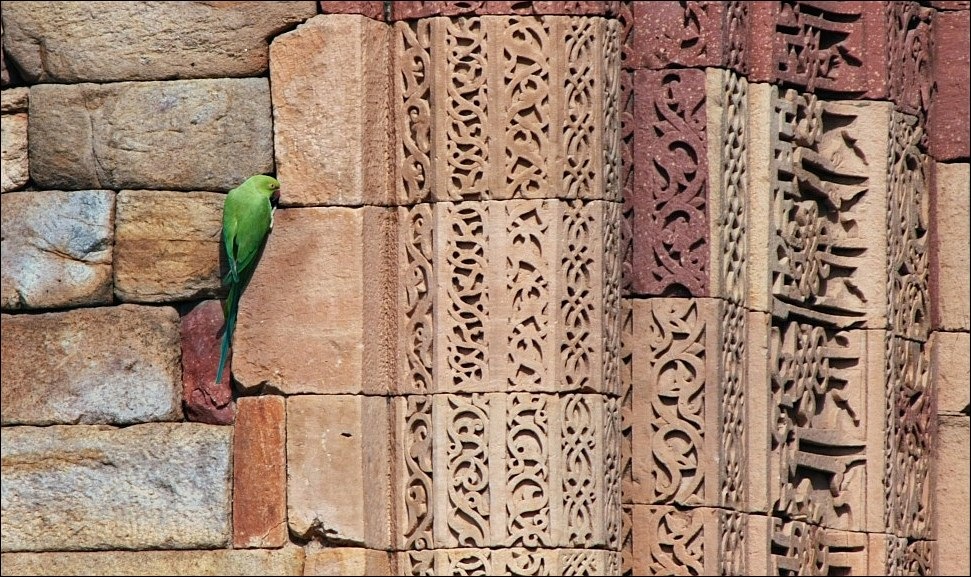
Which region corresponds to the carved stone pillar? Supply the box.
[391,15,623,574]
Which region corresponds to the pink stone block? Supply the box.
[929,9,971,161]
[233,396,286,548]
[180,300,234,425]
[319,1,385,20]
[390,1,610,19]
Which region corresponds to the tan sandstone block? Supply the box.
[1,2,317,83]
[1,305,181,426]
[114,190,224,302]
[1,111,28,192]
[932,162,970,331]
[233,207,395,394]
[287,395,391,549]
[303,545,392,576]
[936,416,970,575]
[233,396,287,549]
[271,15,391,206]
[0,548,304,576]
[1,88,29,113]
[932,331,970,415]
[630,505,721,575]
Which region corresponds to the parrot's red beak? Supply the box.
[271,188,281,204]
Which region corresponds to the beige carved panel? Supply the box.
[397,548,621,576]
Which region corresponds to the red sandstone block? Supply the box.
[631,69,709,297]
[180,300,234,425]
[233,396,287,549]
[390,1,610,19]
[320,1,385,20]
[928,1,970,9]
[929,9,970,161]
[630,1,740,71]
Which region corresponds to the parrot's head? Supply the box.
[247,174,281,203]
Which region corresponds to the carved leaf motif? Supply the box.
[446,395,492,546]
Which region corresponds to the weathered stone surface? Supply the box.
[931,162,971,331]
[1,304,182,426]
[234,395,286,548]
[271,15,391,206]
[390,1,611,19]
[1,87,29,113]
[28,79,273,191]
[936,416,970,575]
[303,545,392,576]
[629,1,743,71]
[287,395,391,549]
[114,190,223,302]
[181,300,234,425]
[319,1,385,19]
[930,9,970,160]
[0,423,232,552]
[1,190,113,309]
[929,1,970,8]
[932,331,970,416]
[631,69,709,296]
[1,2,317,83]
[0,547,304,576]
[1,111,28,192]
[233,207,395,395]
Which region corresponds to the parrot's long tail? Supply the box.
[215,281,240,385]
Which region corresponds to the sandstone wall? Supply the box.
[2,2,968,576]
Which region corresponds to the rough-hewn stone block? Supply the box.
[1,111,28,192]
[114,190,224,302]
[0,548,304,576]
[320,1,385,19]
[1,2,317,82]
[931,162,970,331]
[287,395,391,549]
[271,15,391,206]
[233,396,287,548]
[929,9,970,161]
[932,332,971,416]
[1,88,29,113]
[28,79,273,191]
[303,545,392,576]
[1,190,113,310]
[181,300,235,425]
[233,207,395,395]
[936,416,970,575]
[1,304,181,426]
[0,423,232,552]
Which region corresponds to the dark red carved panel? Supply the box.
[390,1,612,19]
[319,1,386,19]
[631,69,709,296]
[630,1,748,73]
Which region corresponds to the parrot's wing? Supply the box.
[231,194,273,278]
[223,204,241,284]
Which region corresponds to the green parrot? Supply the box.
[216,174,281,385]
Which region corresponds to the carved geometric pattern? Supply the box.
[770,519,869,576]
[398,199,620,395]
[393,15,620,202]
[632,69,709,297]
[768,88,889,328]
[393,393,620,550]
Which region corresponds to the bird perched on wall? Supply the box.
[216,174,281,385]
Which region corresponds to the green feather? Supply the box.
[216,174,280,385]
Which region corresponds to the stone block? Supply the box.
[0,423,231,552]
[930,9,970,161]
[181,300,235,425]
[629,1,746,71]
[0,548,304,576]
[1,304,181,426]
[393,393,621,549]
[390,1,611,19]
[629,505,722,575]
[929,1,970,8]
[233,207,396,395]
[868,534,937,575]
[287,395,391,549]
[303,545,392,576]
[932,331,971,416]
[1,111,28,192]
[746,84,893,330]
[397,549,621,575]
[935,416,970,575]
[28,79,273,191]
[233,396,287,548]
[319,1,385,19]
[1,190,113,310]
[1,2,317,82]
[392,16,621,204]
[1,88,29,113]
[271,15,391,206]
[930,162,970,331]
[114,190,224,303]
[396,200,620,395]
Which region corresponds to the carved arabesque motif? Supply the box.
[400,204,436,394]
[396,19,433,204]
[770,519,868,576]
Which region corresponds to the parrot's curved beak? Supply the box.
[271,188,281,205]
